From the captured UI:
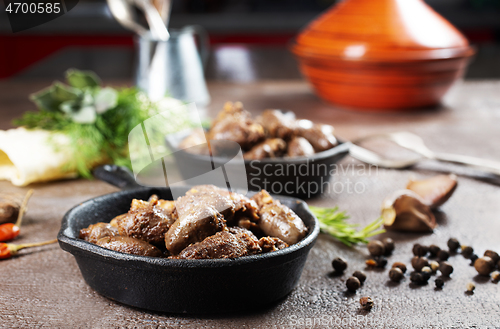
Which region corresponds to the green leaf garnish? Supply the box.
[309,206,385,247]
[66,69,101,89]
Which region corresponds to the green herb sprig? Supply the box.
[13,69,192,178]
[309,206,385,247]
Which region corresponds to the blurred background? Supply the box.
[0,0,499,81]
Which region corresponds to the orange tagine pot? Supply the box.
[291,0,475,111]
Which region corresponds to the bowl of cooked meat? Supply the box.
[167,101,350,198]
[58,166,319,314]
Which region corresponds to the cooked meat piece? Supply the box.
[296,119,337,152]
[229,226,261,255]
[79,222,119,244]
[259,236,289,253]
[243,138,287,160]
[252,190,308,245]
[117,195,176,246]
[96,236,163,257]
[237,218,263,236]
[165,185,235,255]
[177,231,248,259]
[287,136,315,157]
[256,109,296,140]
[217,190,259,223]
[109,214,127,228]
[208,102,265,151]
[178,128,211,156]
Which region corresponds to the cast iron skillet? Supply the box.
[165,130,351,199]
[58,165,320,314]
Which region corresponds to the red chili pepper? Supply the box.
[0,189,33,242]
[0,239,57,260]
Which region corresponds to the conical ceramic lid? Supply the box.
[292,0,474,61]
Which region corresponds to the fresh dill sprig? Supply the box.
[309,206,385,247]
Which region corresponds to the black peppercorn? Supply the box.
[367,240,385,257]
[447,238,460,252]
[410,272,427,285]
[382,238,395,255]
[332,257,348,273]
[412,243,428,257]
[346,276,361,292]
[437,250,450,261]
[375,256,388,268]
[389,267,404,282]
[475,256,494,276]
[484,250,500,264]
[469,254,478,266]
[429,245,441,258]
[352,270,367,284]
[461,246,474,259]
[439,261,454,277]
[421,266,432,281]
[392,262,407,274]
[359,297,373,310]
[435,277,444,289]
[411,256,429,272]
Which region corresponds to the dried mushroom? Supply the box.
[381,190,436,233]
[406,174,458,209]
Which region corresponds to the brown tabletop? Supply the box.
[1,80,500,328]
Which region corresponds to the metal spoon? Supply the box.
[350,132,500,176]
[132,0,169,41]
[107,0,149,36]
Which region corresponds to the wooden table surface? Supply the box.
[1,79,500,328]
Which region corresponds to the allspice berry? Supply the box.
[359,297,373,310]
[439,261,454,277]
[346,276,361,292]
[411,256,429,272]
[437,250,450,261]
[461,245,474,259]
[484,250,500,264]
[352,270,367,284]
[410,272,428,285]
[382,238,395,255]
[389,267,404,282]
[412,243,428,257]
[474,256,494,276]
[392,262,407,274]
[367,240,385,257]
[447,238,460,252]
[332,257,348,273]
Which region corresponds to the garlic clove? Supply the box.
[382,190,436,233]
[406,174,457,209]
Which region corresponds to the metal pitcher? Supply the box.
[135,25,210,108]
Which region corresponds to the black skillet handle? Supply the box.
[93,165,141,190]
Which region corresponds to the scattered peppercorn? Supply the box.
[491,271,500,283]
[435,277,444,289]
[497,260,500,270]
[352,270,367,284]
[411,256,429,272]
[389,267,404,282]
[484,250,500,264]
[437,250,450,261]
[392,262,407,274]
[332,257,348,273]
[412,243,428,257]
[382,238,395,255]
[447,238,460,252]
[474,256,494,276]
[461,246,474,259]
[429,245,441,258]
[439,261,454,277]
[410,272,428,285]
[375,256,388,268]
[367,240,385,257]
[359,297,373,310]
[469,254,478,266]
[346,276,361,292]
[466,282,475,293]
[421,266,432,281]
[430,261,439,273]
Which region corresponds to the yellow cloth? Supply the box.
[0,128,77,186]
